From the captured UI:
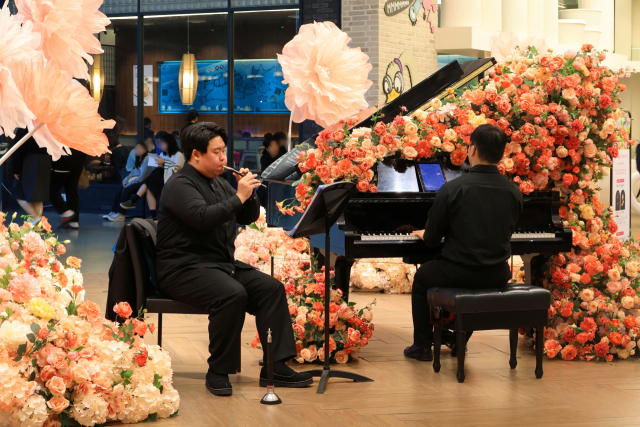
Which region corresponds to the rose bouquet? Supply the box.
[0,214,179,426]
[350,258,416,294]
[234,207,310,282]
[250,262,375,364]
[280,44,640,361]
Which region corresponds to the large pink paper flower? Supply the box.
[278,21,372,128]
[9,58,113,159]
[16,0,109,80]
[0,4,41,138]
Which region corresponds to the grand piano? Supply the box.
[261,58,572,299]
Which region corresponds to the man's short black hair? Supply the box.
[186,109,199,122]
[144,117,152,128]
[470,124,508,164]
[181,122,228,161]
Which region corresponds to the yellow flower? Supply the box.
[28,297,56,321]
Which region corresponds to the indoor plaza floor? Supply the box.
[33,210,640,427]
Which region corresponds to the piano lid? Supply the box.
[261,57,496,182]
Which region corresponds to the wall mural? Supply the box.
[382,51,417,103]
[382,0,437,30]
[158,59,288,114]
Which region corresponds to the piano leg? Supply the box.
[335,256,354,303]
[520,253,538,286]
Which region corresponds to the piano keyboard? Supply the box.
[358,231,557,243]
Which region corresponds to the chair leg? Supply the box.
[509,328,518,369]
[433,325,442,373]
[535,325,544,379]
[456,330,466,383]
[157,312,163,348]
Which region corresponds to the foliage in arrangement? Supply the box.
[279,44,640,361]
[235,209,375,363]
[0,214,179,426]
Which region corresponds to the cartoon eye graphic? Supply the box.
[394,72,404,94]
[383,75,393,95]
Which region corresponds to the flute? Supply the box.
[223,166,267,188]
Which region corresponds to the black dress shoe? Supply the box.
[259,365,313,388]
[205,372,232,396]
[404,344,433,361]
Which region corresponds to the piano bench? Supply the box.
[427,285,551,383]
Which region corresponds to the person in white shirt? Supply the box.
[120,133,184,219]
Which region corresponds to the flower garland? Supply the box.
[0,214,179,426]
[350,258,416,294]
[279,44,640,361]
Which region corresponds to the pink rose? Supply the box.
[47,396,69,412]
[564,50,576,59]
[9,273,41,303]
[337,304,354,319]
[607,281,622,294]
[72,365,91,383]
[288,304,298,316]
[334,350,349,364]
[46,376,67,396]
[47,348,67,370]
[40,365,57,382]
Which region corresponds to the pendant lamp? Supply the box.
[179,17,198,105]
[89,53,104,103]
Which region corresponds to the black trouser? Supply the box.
[50,171,81,222]
[412,258,511,347]
[159,267,297,374]
[112,182,143,214]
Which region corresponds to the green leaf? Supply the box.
[60,412,70,427]
[5,308,13,317]
[248,223,260,231]
[27,333,35,343]
[153,374,163,390]
[30,322,40,335]
[147,413,158,422]
[17,343,26,356]
[121,370,134,379]
[169,410,180,418]
[12,355,22,362]
[28,371,36,381]
[304,323,315,332]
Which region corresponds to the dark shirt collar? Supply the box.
[470,164,499,174]
[183,162,215,184]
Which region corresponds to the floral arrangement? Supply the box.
[251,263,376,364]
[280,44,640,361]
[0,214,179,426]
[235,210,375,363]
[234,207,310,282]
[350,258,416,294]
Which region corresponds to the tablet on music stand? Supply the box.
[289,181,374,393]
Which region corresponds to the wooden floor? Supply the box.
[85,272,640,427]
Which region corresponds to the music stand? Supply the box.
[289,182,374,394]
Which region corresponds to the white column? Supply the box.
[579,0,614,51]
[527,0,545,37]
[440,0,482,28]
[482,0,503,31]
[502,0,528,38]
[543,0,559,42]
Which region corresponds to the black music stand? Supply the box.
[289,181,374,394]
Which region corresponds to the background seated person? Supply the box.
[404,124,523,361]
[155,122,312,396]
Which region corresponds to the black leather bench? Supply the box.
[428,284,551,383]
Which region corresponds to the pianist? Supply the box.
[405,124,523,361]
[155,122,313,396]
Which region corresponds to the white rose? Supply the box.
[618,348,630,359]
[0,320,30,351]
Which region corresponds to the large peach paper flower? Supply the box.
[16,0,110,80]
[278,21,372,128]
[9,58,114,159]
[0,4,41,138]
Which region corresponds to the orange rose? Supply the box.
[374,121,386,136]
[66,256,81,269]
[113,302,133,319]
[40,365,57,382]
[334,350,349,364]
[47,396,69,412]
[356,180,370,192]
[292,239,307,252]
[72,365,91,383]
[402,146,418,159]
[57,244,66,254]
[46,376,67,396]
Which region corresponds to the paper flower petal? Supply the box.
[10,58,114,160]
[0,4,41,138]
[16,0,110,80]
[278,21,372,128]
